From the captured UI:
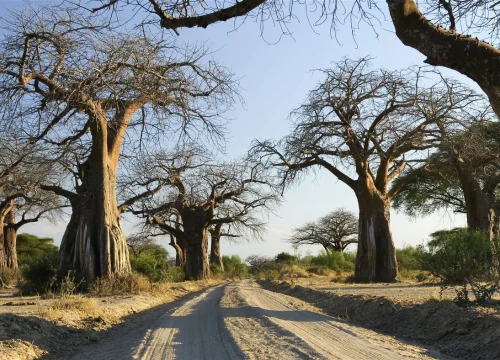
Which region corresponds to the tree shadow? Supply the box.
[0,286,219,359]
[258,280,500,360]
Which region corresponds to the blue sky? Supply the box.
[2,1,472,258]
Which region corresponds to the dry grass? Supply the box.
[0,269,21,288]
[90,273,152,296]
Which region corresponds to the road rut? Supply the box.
[70,280,447,359]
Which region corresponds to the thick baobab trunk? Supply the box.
[209,228,224,271]
[3,209,17,270]
[57,200,81,275]
[356,189,398,282]
[59,138,130,282]
[181,209,210,280]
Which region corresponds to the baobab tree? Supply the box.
[250,58,483,282]
[288,208,358,253]
[0,6,236,281]
[121,148,277,279]
[86,0,500,120]
[208,201,267,271]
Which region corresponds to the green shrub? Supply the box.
[397,245,424,271]
[275,252,298,265]
[309,251,353,272]
[18,250,58,295]
[165,266,185,282]
[210,263,224,277]
[421,228,497,283]
[222,255,248,279]
[130,244,169,283]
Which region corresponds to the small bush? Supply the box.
[397,246,423,271]
[309,251,351,272]
[18,251,58,295]
[421,228,497,283]
[222,255,248,279]
[130,244,169,283]
[210,263,224,278]
[275,252,298,265]
[416,272,429,282]
[164,266,185,282]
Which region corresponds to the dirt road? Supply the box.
[70,280,446,360]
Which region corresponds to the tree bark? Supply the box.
[0,201,14,271]
[209,227,224,271]
[181,209,210,280]
[386,0,500,117]
[57,199,81,275]
[169,235,185,267]
[0,226,6,271]
[58,116,131,282]
[355,182,398,282]
[4,209,17,270]
[456,166,491,231]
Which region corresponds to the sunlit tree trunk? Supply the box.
[58,114,131,282]
[209,225,224,271]
[355,180,398,282]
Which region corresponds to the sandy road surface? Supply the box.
[70,280,446,360]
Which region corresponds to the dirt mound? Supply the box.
[259,280,500,360]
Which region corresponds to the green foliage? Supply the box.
[210,263,224,277]
[307,251,354,272]
[19,250,58,295]
[222,255,248,279]
[421,228,496,283]
[16,234,59,294]
[164,266,185,282]
[130,244,169,283]
[397,245,424,271]
[17,233,58,268]
[275,252,298,265]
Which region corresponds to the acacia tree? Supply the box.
[394,119,500,271]
[289,208,358,253]
[86,0,500,120]
[0,7,236,281]
[122,148,277,279]
[250,58,481,282]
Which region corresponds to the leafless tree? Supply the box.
[250,58,484,282]
[246,254,273,272]
[0,5,237,281]
[121,147,278,279]
[288,208,358,253]
[0,138,63,271]
[126,234,157,257]
[82,0,500,121]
